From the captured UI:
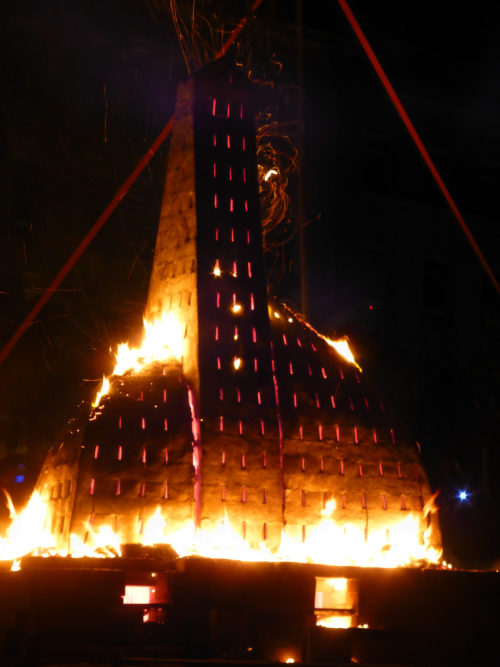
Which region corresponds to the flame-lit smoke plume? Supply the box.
[256,120,298,251]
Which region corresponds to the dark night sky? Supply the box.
[1,0,500,566]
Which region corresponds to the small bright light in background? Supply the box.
[288,317,293,323]
[232,303,242,314]
[274,311,281,319]
[285,659,295,664]
[233,357,242,370]
[458,490,468,501]
[213,261,221,277]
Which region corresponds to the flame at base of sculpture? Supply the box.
[1,490,441,569]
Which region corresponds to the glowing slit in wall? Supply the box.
[116,479,121,495]
[397,462,402,479]
[349,397,354,411]
[140,482,146,497]
[239,420,243,435]
[240,103,243,119]
[232,261,237,277]
[214,193,218,208]
[301,490,306,506]
[215,326,219,341]
[229,198,234,212]
[165,449,169,464]
[226,134,231,148]
[254,357,258,372]
[117,445,123,461]
[260,419,265,435]
[373,428,378,444]
[289,362,294,375]
[118,416,122,429]
[94,445,99,459]
[242,487,246,502]
[163,389,167,402]
[318,424,323,440]
[89,478,95,495]
[361,493,366,509]
[216,292,220,308]
[299,425,304,440]
[233,326,239,340]
[401,495,406,510]
[315,392,320,408]
[297,337,302,347]
[231,228,235,242]
[242,136,246,150]
[252,327,257,342]
[354,427,359,444]
[212,98,216,116]
[219,416,224,431]
[293,393,297,407]
[212,133,217,146]
[335,425,340,442]
[248,261,252,278]
[283,333,288,345]
[221,485,226,501]
[244,200,248,212]
[257,390,262,405]
[320,456,324,472]
[215,227,219,241]
[164,418,168,431]
[301,457,305,471]
[263,488,267,504]
[221,451,226,466]
[213,162,216,177]
[246,229,250,244]
[382,494,387,510]
[263,451,267,468]
[141,448,147,464]
[308,365,313,376]
[330,395,336,408]
[164,482,168,499]
[217,357,221,370]
[236,387,241,402]
[241,454,246,468]
[358,464,363,477]
[390,428,396,444]
[226,102,230,118]
[250,293,255,310]
[321,367,327,378]
[364,397,370,410]
[141,417,146,430]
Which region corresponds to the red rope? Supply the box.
[0,3,264,366]
[338,0,500,297]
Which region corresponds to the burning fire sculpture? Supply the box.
[1,60,441,568]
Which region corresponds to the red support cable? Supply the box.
[0,2,264,366]
[338,0,500,297]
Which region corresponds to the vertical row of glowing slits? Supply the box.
[210,93,269,430]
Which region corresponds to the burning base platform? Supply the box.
[0,555,498,666]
